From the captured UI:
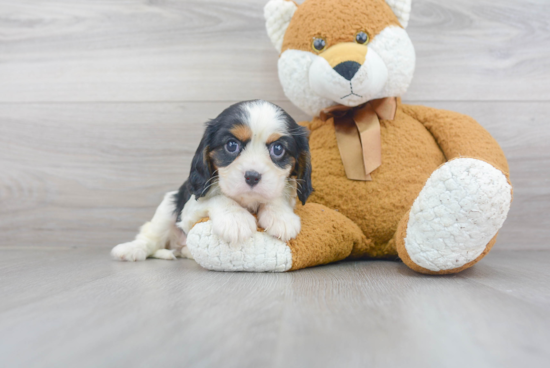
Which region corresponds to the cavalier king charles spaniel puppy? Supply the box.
[111,100,312,261]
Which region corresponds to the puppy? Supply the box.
[111,100,312,261]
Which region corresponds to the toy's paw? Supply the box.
[258,208,301,242]
[111,240,148,262]
[186,221,292,272]
[405,158,512,272]
[211,209,257,246]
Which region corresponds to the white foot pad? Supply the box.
[186,221,293,272]
[405,158,512,272]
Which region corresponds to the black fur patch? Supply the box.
[278,110,313,205]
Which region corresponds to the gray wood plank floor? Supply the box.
[1,248,549,368]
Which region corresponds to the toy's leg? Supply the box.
[395,158,512,274]
[111,191,185,262]
[186,203,365,272]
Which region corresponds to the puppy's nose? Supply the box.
[333,61,361,81]
[244,171,261,187]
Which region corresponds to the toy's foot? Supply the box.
[397,158,512,274]
[186,220,293,272]
[186,203,366,272]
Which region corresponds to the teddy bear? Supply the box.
[185,0,513,275]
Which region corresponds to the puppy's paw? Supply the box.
[258,208,301,242]
[111,241,148,262]
[211,209,257,246]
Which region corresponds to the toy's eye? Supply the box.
[355,31,369,45]
[269,143,286,159]
[225,140,241,154]
[312,37,326,52]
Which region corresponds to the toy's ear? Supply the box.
[264,0,298,53]
[385,0,412,28]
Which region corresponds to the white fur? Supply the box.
[111,191,189,262]
[187,221,293,272]
[199,103,300,244]
[178,194,258,246]
[218,101,292,207]
[278,26,415,116]
[264,0,298,53]
[404,158,512,272]
[258,196,301,241]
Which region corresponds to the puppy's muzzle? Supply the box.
[245,171,262,187]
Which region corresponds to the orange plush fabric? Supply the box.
[290,101,511,274]
[281,0,400,53]
[288,203,366,270]
[263,0,512,275]
[304,102,446,255]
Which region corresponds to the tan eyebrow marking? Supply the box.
[230,124,252,142]
[267,133,282,144]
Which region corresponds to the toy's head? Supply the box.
[265,0,415,116]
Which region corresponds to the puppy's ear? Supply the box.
[189,126,216,199]
[292,126,313,205]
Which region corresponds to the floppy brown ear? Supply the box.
[295,150,313,205]
[189,125,216,198]
[291,125,313,205]
[264,0,298,53]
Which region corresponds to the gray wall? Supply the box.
[0,0,548,249]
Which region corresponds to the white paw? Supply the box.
[258,209,301,242]
[186,221,293,272]
[111,241,148,262]
[150,249,176,260]
[211,209,257,246]
[405,158,512,271]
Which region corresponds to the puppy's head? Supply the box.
[189,100,312,206]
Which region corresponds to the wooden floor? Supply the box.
[1,248,549,368]
[1,0,550,367]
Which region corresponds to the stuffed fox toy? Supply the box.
[185,0,513,274]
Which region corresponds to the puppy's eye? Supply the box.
[355,31,369,45]
[225,140,241,154]
[269,143,285,159]
[312,37,326,52]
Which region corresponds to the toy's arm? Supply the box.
[401,104,510,180]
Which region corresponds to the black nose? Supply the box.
[333,61,361,81]
[244,171,261,187]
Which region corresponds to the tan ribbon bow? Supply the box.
[320,97,398,181]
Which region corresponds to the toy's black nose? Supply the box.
[245,171,261,187]
[333,61,361,81]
